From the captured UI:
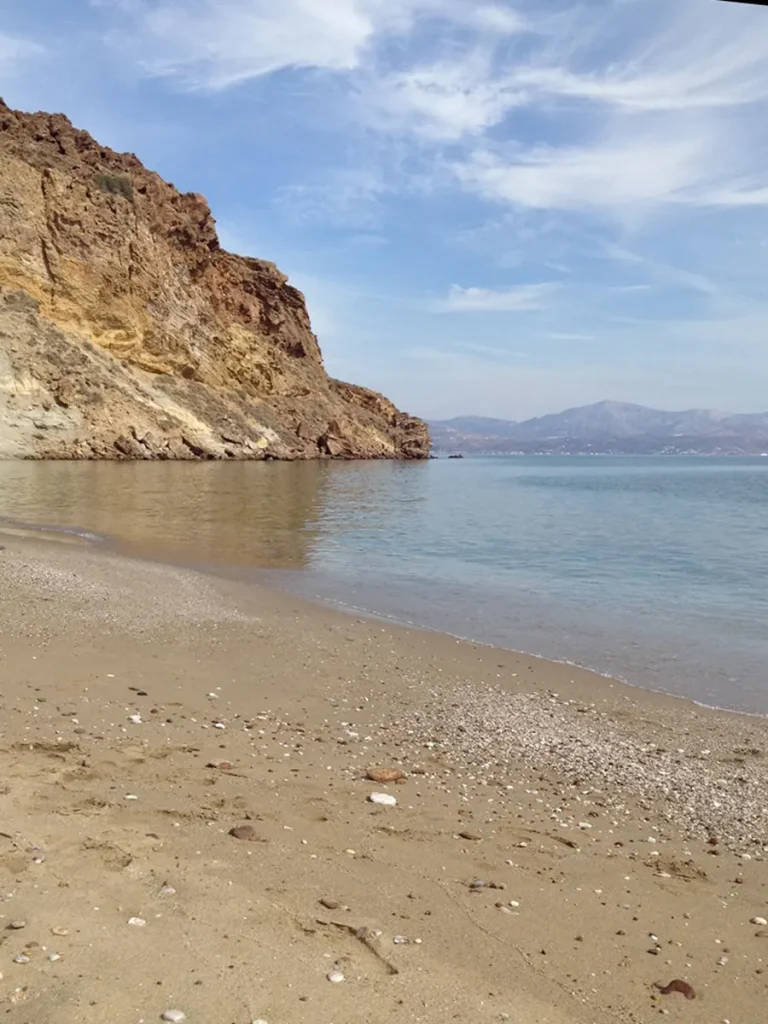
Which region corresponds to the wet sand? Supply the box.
[1,531,767,1023]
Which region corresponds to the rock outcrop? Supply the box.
[0,100,429,460]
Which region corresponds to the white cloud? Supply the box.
[103,0,448,90]
[436,282,555,313]
[453,128,712,213]
[364,55,526,141]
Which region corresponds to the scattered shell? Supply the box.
[51,927,69,937]
[366,767,406,784]
[327,970,345,984]
[129,714,142,724]
[127,917,147,927]
[368,793,397,807]
[47,952,61,962]
[161,1011,186,1023]
[393,935,409,945]
[13,955,30,964]
[750,916,768,926]
[159,885,176,897]
[717,955,729,966]
[229,825,267,843]
[213,722,226,730]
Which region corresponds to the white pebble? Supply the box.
[578,822,591,830]
[393,935,408,944]
[161,1012,186,1023]
[129,714,142,724]
[128,917,147,927]
[327,969,345,983]
[47,952,61,962]
[13,955,29,964]
[751,916,768,926]
[369,792,397,806]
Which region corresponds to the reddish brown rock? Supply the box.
[365,767,406,784]
[0,99,430,461]
[228,825,267,843]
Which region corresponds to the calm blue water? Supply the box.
[1,456,767,712]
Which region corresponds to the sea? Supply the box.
[1,456,768,714]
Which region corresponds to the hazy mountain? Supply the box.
[430,401,768,455]
[434,416,520,436]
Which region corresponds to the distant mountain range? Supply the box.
[429,401,768,455]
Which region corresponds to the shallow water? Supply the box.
[1,457,768,712]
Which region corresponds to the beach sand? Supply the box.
[0,532,767,1024]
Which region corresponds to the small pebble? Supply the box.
[51,927,69,937]
[229,825,267,843]
[13,955,30,964]
[159,886,176,897]
[47,952,61,962]
[128,917,147,927]
[8,921,26,931]
[327,970,345,983]
[393,935,409,944]
[161,1012,186,1023]
[750,916,768,926]
[368,793,397,807]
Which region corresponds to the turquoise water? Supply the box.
[1,456,768,712]
[266,457,768,713]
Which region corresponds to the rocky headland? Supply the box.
[0,100,429,461]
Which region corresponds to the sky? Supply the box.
[2,0,768,420]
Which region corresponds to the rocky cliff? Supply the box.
[0,100,429,460]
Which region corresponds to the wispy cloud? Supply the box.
[435,282,555,313]
[101,0,446,90]
[275,169,389,229]
[0,31,45,79]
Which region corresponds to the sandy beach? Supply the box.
[1,531,767,1024]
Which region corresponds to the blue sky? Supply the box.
[2,0,768,420]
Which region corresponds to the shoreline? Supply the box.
[1,531,768,1022]
[2,511,764,722]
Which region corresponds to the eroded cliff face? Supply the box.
[0,99,430,460]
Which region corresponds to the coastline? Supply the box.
[1,529,768,1023]
[3,510,765,721]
